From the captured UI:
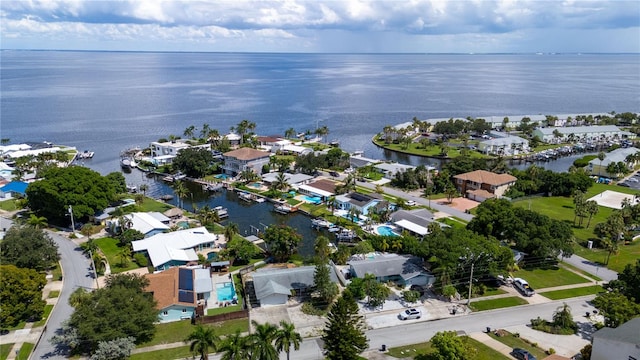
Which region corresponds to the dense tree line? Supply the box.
[26,166,122,224]
[294,148,350,174]
[0,265,47,329]
[173,147,217,178]
[0,225,59,271]
[506,165,593,198]
[468,199,574,260]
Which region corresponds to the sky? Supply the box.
[1,0,639,53]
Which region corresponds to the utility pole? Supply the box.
[68,205,75,235]
[89,250,99,289]
[467,262,475,305]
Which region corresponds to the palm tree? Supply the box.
[423,185,434,208]
[172,180,189,208]
[315,125,329,143]
[597,151,605,177]
[272,172,289,192]
[26,214,48,229]
[248,320,279,360]
[274,321,301,360]
[585,200,599,228]
[139,183,149,196]
[224,222,239,243]
[235,119,256,145]
[219,330,248,360]
[445,184,458,204]
[200,123,211,140]
[391,238,403,252]
[239,169,258,184]
[284,128,296,139]
[185,325,220,360]
[118,247,131,267]
[183,125,197,139]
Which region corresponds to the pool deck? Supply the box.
[208,273,237,309]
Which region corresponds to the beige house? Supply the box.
[222,148,271,177]
[453,170,517,202]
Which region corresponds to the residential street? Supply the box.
[30,231,96,360]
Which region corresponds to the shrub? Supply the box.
[133,253,148,267]
[548,348,556,355]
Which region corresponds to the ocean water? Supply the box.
[2,51,639,254]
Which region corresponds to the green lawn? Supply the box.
[573,240,640,273]
[139,198,174,213]
[0,343,13,360]
[540,285,604,300]
[51,262,63,281]
[559,262,602,281]
[0,199,18,211]
[47,290,60,298]
[139,318,249,347]
[513,266,590,290]
[33,305,54,327]
[469,297,528,311]
[16,343,34,360]
[387,336,509,359]
[94,237,141,273]
[488,331,548,359]
[130,346,192,360]
[482,288,508,297]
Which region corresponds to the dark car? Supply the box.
[512,348,536,360]
[329,171,339,177]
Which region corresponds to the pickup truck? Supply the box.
[513,278,535,297]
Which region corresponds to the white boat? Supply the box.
[311,218,333,229]
[126,184,137,193]
[253,196,266,203]
[120,158,131,169]
[203,183,224,192]
[173,173,186,181]
[238,191,253,202]
[274,203,293,214]
[336,228,356,241]
[78,150,94,159]
[213,206,228,218]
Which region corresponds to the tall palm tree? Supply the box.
[273,172,289,192]
[224,222,239,243]
[585,200,599,228]
[172,180,190,208]
[118,247,131,267]
[184,125,197,139]
[274,321,301,360]
[284,128,296,139]
[185,325,220,360]
[248,321,279,360]
[219,330,249,360]
[139,183,149,196]
[200,123,211,140]
[597,151,605,177]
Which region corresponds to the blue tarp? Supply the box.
[0,181,28,196]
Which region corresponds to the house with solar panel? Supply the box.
[145,267,213,323]
[131,227,220,271]
[347,253,435,288]
[334,192,390,216]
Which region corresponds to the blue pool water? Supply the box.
[207,252,219,261]
[216,282,236,302]
[215,174,230,180]
[248,182,262,188]
[376,226,398,237]
[177,221,189,229]
[303,196,322,204]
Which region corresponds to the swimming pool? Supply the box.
[215,174,230,180]
[248,182,262,188]
[216,282,237,302]
[177,221,189,229]
[376,226,398,237]
[303,196,322,204]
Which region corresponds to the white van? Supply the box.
[513,278,535,297]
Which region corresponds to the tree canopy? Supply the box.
[26,166,117,224]
[67,273,158,353]
[0,265,47,329]
[173,147,216,178]
[322,290,368,360]
[430,331,473,360]
[263,225,302,263]
[0,225,59,271]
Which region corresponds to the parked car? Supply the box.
[406,200,417,206]
[513,278,535,297]
[398,308,422,320]
[512,348,537,360]
[329,171,339,177]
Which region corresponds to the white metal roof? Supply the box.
[298,184,334,197]
[126,212,170,235]
[394,219,429,236]
[132,226,217,268]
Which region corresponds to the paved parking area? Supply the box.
[437,197,480,213]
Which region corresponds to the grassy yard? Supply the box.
[33,305,54,327]
[469,297,528,311]
[94,237,141,273]
[0,199,18,211]
[573,240,640,273]
[387,336,509,359]
[51,262,63,281]
[0,343,13,360]
[139,198,174,213]
[559,262,602,281]
[16,343,34,360]
[139,318,249,347]
[373,137,488,159]
[488,331,548,359]
[513,266,590,290]
[130,346,192,360]
[540,285,604,300]
[47,290,60,299]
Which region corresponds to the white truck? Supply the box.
[513,278,535,297]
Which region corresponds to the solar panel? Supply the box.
[178,290,194,303]
[350,193,371,202]
[178,268,194,291]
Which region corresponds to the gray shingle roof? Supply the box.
[593,317,640,346]
[252,266,337,301]
[348,254,424,279]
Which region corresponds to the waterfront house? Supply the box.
[224,132,242,148]
[374,162,417,180]
[591,317,640,360]
[149,140,190,158]
[335,192,386,216]
[390,209,438,238]
[453,170,517,202]
[478,133,530,156]
[261,172,313,189]
[347,253,435,288]
[132,226,219,271]
[588,147,640,178]
[107,212,170,238]
[222,148,271,177]
[256,136,283,151]
[297,178,337,201]
[250,265,338,306]
[349,154,378,168]
[145,267,213,323]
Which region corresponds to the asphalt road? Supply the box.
[257,296,596,360]
[31,231,96,360]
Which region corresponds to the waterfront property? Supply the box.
[532,125,636,143]
[107,211,171,237]
[132,226,220,271]
[374,162,417,180]
[297,178,337,201]
[149,140,190,158]
[222,148,271,177]
[587,147,640,178]
[347,253,435,288]
[478,132,530,156]
[145,267,213,323]
[453,170,517,202]
[334,191,389,216]
[389,209,438,238]
[261,172,313,189]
